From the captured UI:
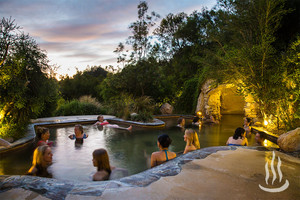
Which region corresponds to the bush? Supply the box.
[108,94,134,119]
[130,111,153,122]
[107,94,154,122]
[55,99,106,116]
[174,77,199,114]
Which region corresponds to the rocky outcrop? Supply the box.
[244,94,260,119]
[160,103,173,114]
[195,80,260,120]
[277,127,300,152]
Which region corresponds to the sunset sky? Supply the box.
[0,0,216,77]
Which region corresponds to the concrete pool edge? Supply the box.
[0,146,270,199]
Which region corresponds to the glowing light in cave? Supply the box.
[197,111,202,117]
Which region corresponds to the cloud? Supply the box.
[32,23,110,42]
[0,0,217,76]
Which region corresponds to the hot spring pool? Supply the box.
[0,115,264,181]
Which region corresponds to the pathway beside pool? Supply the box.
[1,148,299,200]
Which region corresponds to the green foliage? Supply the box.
[108,94,134,119]
[59,66,108,101]
[37,78,60,118]
[100,58,173,103]
[107,94,154,122]
[174,77,199,114]
[0,18,59,139]
[130,111,153,122]
[203,0,299,130]
[96,0,300,129]
[127,1,160,61]
[55,98,106,116]
[132,96,154,113]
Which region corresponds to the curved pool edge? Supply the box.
[0,146,270,199]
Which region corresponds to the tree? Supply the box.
[99,58,172,103]
[0,17,20,67]
[153,12,187,59]
[206,0,298,130]
[126,1,160,62]
[0,18,58,139]
[59,66,108,101]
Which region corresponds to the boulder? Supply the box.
[160,103,173,114]
[277,127,300,152]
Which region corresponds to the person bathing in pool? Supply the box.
[92,148,128,181]
[226,127,248,146]
[94,115,132,131]
[36,126,53,147]
[69,124,88,140]
[150,134,176,168]
[27,145,53,178]
[183,129,200,154]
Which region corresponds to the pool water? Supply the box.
[0,115,261,181]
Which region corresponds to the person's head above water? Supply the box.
[233,127,246,140]
[74,124,83,135]
[97,115,104,122]
[177,117,185,127]
[92,148,111,174]
[184,129,200,149]
[36,127,49,140]
[32,145,53,167]
[157,134,172,149]
[255,132,265,145]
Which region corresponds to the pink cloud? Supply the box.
[32,23,116,42]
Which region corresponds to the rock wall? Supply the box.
[277,127,300,152]
[196,80,260,120]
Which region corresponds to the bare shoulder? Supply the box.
[169,151,176,158]
[93,170,109,181]
[151,151,160,157]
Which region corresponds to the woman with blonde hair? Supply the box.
[92,148,114,181]
[27,145,53,178]
[183,129,200,154]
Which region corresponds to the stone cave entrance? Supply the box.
[196,80,260,120]
[220,86,244,115]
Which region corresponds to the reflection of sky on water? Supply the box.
[49,125,107,181]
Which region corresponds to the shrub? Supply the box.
[174,77,199,114]
[130,111,153,122]
[79,95,102,108]
[107,94,154,122]
[108,94,134,119]
[55,99,106,116]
